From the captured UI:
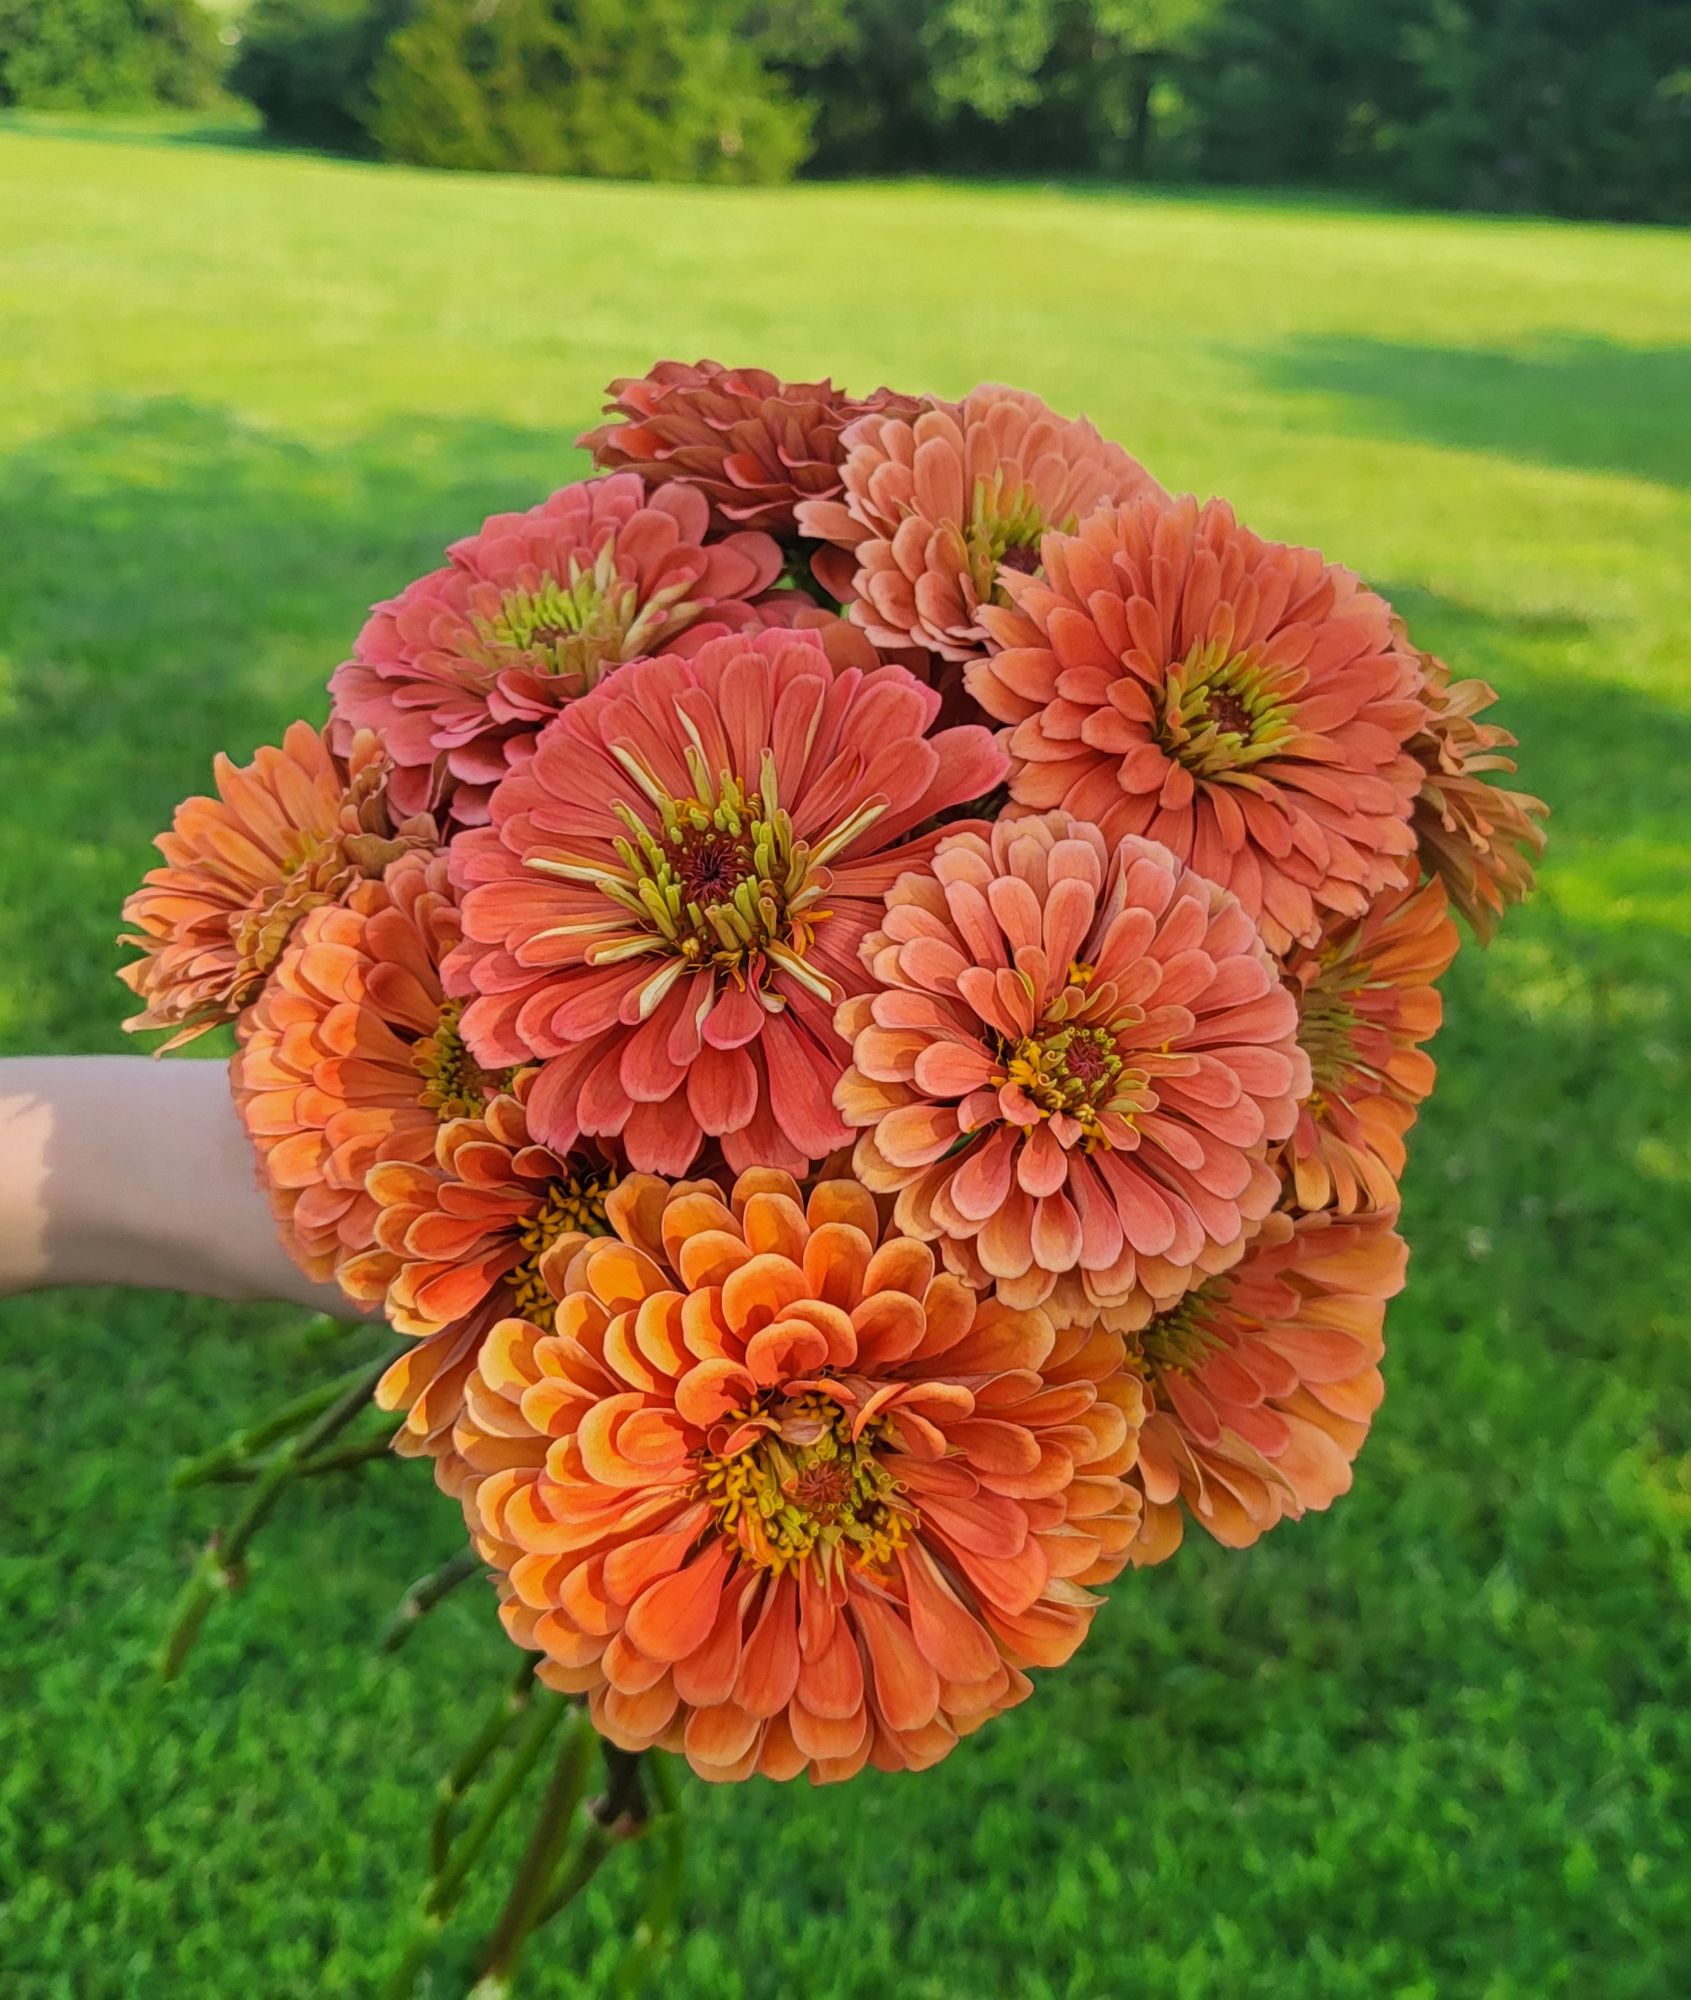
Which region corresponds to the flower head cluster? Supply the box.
[450,1168,1140,1781]
[125,358,1545,1786]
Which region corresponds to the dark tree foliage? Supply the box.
[0,0,224,108]
[231,0,410,152]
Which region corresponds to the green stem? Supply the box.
[169,1356,378,1489]
[156,1343,404,1680]
[196,1428,400,1486]
[380,1545,484,1653]
[428,1685,567,1918]
[432,1654,538,1878]
[474,1714,595,1987]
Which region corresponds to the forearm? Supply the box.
[0,1055,368,1316]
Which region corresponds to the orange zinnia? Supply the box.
[968,494,1429,953]
[450,1168,1141,1783]
[1126,1207,1404,1561]
[1404,637,1548,940]
[837,814,1309,1330]
[797,385,1159,663]
[1283,877,1458,1215]
[119,722,434,1046]
[232,850,501,1282]
[333,1068,615,1458]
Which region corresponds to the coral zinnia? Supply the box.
[579,360,922,538]
[1404,637,1548,940]
[329,474,784,829]
[968,494,1429,954]
[332,1067,617,1459]
[1126,1207,1405,1561]
[797,385,1160,663]
[452,1167,1142,1783]
[119,722,435,1047]
[1283,877,1458,1215]
[446,629,1006,1178]
[232,849,503,1283]
[836,814,1309,1329]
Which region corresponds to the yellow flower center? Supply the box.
[412,999,504,1122]
[1159,641,1295,778]
[507,1168,617,1321]
[967,472,1063,604]
[700,1391,914,1581]
[1002,1024,1129,1134]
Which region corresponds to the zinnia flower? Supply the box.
[330,1067,617,1459]
[795,385,1160,663]
[329,474,784,828]
[579,360,922,538]
[450,1167,1142,1783]
[1283,877,1458,1215]
[1404,637,1547,939]
[1126,1207,1405,1561]
[836,815,1309,1329]
[119,722,434,1047]
[968,494,1429,953]
[445,629,1006,1178]
[232,849,503,1282]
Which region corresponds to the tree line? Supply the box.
[4,0,1689,222]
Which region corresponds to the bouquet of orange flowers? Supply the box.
[121,365,1545,1990]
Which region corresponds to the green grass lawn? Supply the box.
[2,127,1689,1999]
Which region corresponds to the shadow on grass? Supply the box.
[0,396,595,1047]
[1250,333,1691,491]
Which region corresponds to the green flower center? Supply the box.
[1159,642,1295,778]
[1140,1280,1226,1375]
[413,999,504,1123]
[967,473,1065,603]
[700,1391,914,1581]
[480,544,698,692]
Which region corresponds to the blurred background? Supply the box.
[2,3,1689,1997]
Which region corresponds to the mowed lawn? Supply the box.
[2,126,1689,2000]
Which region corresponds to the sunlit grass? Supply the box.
[1,127,1688,2000]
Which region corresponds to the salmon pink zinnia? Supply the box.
[445,629,1006,1178]
[1284,876,1458,1215]
[969,494,1429,953]
[579,359,922,538]
[836,814,1310,1330]
[1125,1207,1405,1561]
[330,474,784,829]
[451,1168,1142,1782]
[796,386,1161,663]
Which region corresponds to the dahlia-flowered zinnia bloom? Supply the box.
[1283,876,1458,1215]
[119,722,435,1047]
[232,849,502,1282]
[446,629,1006,1178]
[332,1067,617,1458]
[329,474,784,828]
[450,1167,1142,1783]
[1126,1206,1405,1562]
[1403,637,1547,940]
[579,360,921,538]
[836,815,1310,1329]
[969,494,1429,954]
[796,385,1161,663]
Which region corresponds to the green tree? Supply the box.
[232,0,410,152]
[0,0,224,108]
[366,0,811,183]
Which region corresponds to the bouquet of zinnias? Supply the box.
[119,365,1545,1976]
